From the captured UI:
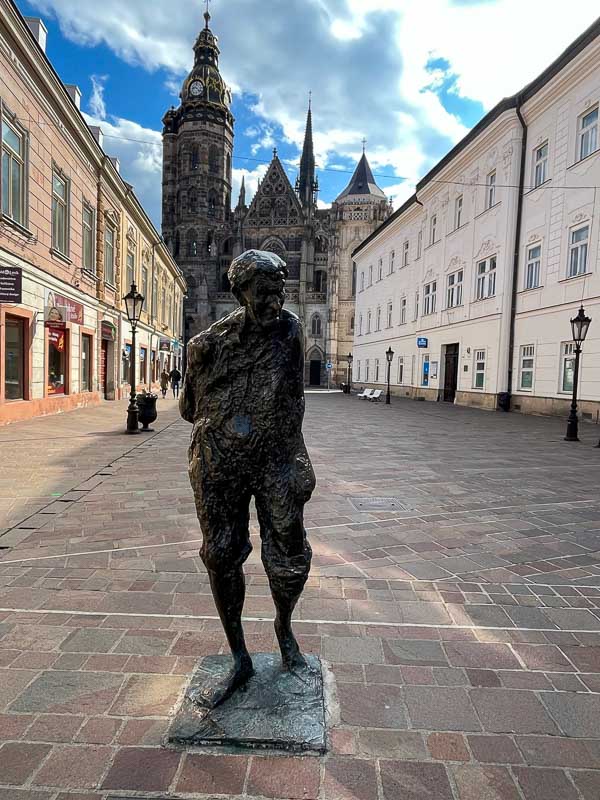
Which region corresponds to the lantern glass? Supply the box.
[347,352,353,367]
[124,284,145,324]
[386,347,394,364]
[570,306,591,345]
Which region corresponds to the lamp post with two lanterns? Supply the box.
[564,305,591,443]
[124,283,145,435]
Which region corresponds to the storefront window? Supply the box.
[140,347,147,384]
[47,329,67,395]
[5,316,24,400]
[81,334,92,392]
[122,344,131,384]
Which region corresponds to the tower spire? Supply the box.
[297,94,316,208]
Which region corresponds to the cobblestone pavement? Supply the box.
[1,395,600,799]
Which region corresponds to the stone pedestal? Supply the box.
[168,653,326,754]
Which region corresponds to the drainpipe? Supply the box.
[506,99,527,403]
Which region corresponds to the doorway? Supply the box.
[443,343,459,402]
[310,359,322,386]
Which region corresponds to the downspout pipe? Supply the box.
[506,99,527,403]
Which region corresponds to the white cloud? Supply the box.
[89,74,108,120]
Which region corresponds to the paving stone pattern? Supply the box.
[0,395,600,798]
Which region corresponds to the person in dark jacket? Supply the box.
[169,367,182,398]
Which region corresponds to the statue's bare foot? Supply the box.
[190,656,254,709]
[276,623,317,676]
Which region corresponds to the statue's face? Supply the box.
[241,272,286,330]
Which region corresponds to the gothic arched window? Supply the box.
[226,152,232,181]
[311,314,322,337]
[188,229,198,257]
[209,145,220,175]
[314,270,326,294]
[189,189,198,215]
[191,146,200,170]
[207,190,218,217]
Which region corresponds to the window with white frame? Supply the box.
[387,302,393,328]
[473,349,486,389]
[52,169,69,255]
[430,214,437,245]
[356,360,361,381]
[397,356,404,384]
[533,142,548,188]
[375,359,380,382]
[360,271,365,291]
[446,270,463,308]
[486,170,496,209]
[560,342,576,393]
[376,306,381,331]
[358,313,363,335]
[414,291,419,320]
[525,244,541,289]
[476,256,497,299]
[402,240,409,266]
[568,225,589,278]
[367,310,372,333]
[82,203,95,273]
[518,344,535,391]
[578,107,598,161]
[389,250,395,273]
[104,222,115,285]
[400,296,407,325]
[417,230,423,258]
[126,250,135,290]
[454,195,463,230]
[368,265,373,286]
[365,359,370,381]
[423,281,437,315]
[1,114,27,226]
[378,258,383,281]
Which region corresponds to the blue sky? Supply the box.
[17,0,600,228]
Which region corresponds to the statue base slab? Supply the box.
[167,653,326,754]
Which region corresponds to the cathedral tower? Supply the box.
[162,9,234,340]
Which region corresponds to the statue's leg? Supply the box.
[255,465,313,672]
[191,457,254,708]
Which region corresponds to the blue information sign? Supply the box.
[417,337,428,348]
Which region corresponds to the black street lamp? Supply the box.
[385,346,394,405]
[565,305,591,442]
[124,283,145,435]
[347,352,353,395]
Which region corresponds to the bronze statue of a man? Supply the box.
[180,250,316,708]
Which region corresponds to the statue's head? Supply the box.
[228,250,288,330]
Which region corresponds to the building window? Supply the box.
[414,291,419,320]
[352,262,357,296]
[400,296,407,325]
[365,359,370,381]
[454,195,463,230]
[311,314,322,336]
[126,250,135,289]
[81,333,92,392]
[52,170,69,255]
[387,302,393,328]
[389,250,395,273]
[356,360,361,381]
[191,145,200,170]
[533,142,548,187]
[47,328,67,395]
[350,315,355,332]
[486,170,496,209]
[375,359,380,382]
[473,349,486,389]
[4,316,25,400]
[519,344,535,391]
[141,266,148,307]
[367,310,372,333]
[402,240,409,266]
[161,288,166,323]
[104,223,115,285]
[376,307,381,331]
[368,265,373,286]
[561,342,576,393]
[578,107,598,161]
[82,204,95,273]
[476,256,497,300]
[417,230,423,258]
[430,214,437,245]
[423,281,437,315]
[140,346,147,384]
[568,225,589,278]
[378,258,383,281]
[397,356,404,384]
[360,271,365,291]
[1,115,26,226]
[446,270,463,308]
[525,245,541,289]
[358,313,363,335]
[152,277,158,320]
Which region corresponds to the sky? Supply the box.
[16,0,600,229]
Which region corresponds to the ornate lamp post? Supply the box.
[124,283,145,435]
[385,346,394,405]
[565,305,591,442]
[347,353,353,394]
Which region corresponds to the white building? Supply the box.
[353,19,600,420]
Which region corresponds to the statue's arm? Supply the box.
[179,339,207,423]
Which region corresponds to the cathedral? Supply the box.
[161,9,391,385]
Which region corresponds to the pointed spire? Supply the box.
[297,94,316,208]
[336,147,386,201]
[237,176,246,209]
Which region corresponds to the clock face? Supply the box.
[189,80,204,97]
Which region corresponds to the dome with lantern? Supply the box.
[181,10,232,111]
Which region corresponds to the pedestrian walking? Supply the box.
[160,369,170,399]
[169,367,182,398]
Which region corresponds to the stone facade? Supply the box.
[162,11,390,386]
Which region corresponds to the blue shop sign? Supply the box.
[417,337,428,348]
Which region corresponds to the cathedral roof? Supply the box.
[297,100,316,207]
[336,152,386,201]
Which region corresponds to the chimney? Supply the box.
[109,157,120,173]
[89,125,104,149]
[24,18,48,53]
[65,85,82,110]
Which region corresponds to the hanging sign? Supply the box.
[159,338,171,352]
[0,266,22,302]
[45,290,84,324]
[101,321,116,341]
[417,337,428,348]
